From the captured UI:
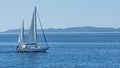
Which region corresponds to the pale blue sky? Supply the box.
[0,0,120,31]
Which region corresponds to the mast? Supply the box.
[18,20,24,45]
[34,6,37,45]
[22,20,24,43]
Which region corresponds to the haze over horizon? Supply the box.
[0,0,120,32]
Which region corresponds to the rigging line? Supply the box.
[36,9,49,47]
[22,20,24,43]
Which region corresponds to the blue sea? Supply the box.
[0,32,120,68]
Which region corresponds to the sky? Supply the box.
[0,0,120,32]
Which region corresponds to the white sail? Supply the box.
[18,20,24,45]
[27,7,37,45]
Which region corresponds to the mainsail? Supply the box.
[18,20,24,45]
[27,7,37,45]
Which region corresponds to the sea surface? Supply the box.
[0,32,120,68]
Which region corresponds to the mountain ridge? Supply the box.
[2,26,120,33]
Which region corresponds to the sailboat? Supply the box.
[16,7,49,52]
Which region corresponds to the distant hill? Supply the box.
[2,26,120,33]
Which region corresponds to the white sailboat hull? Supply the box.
[16,45,49,52]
